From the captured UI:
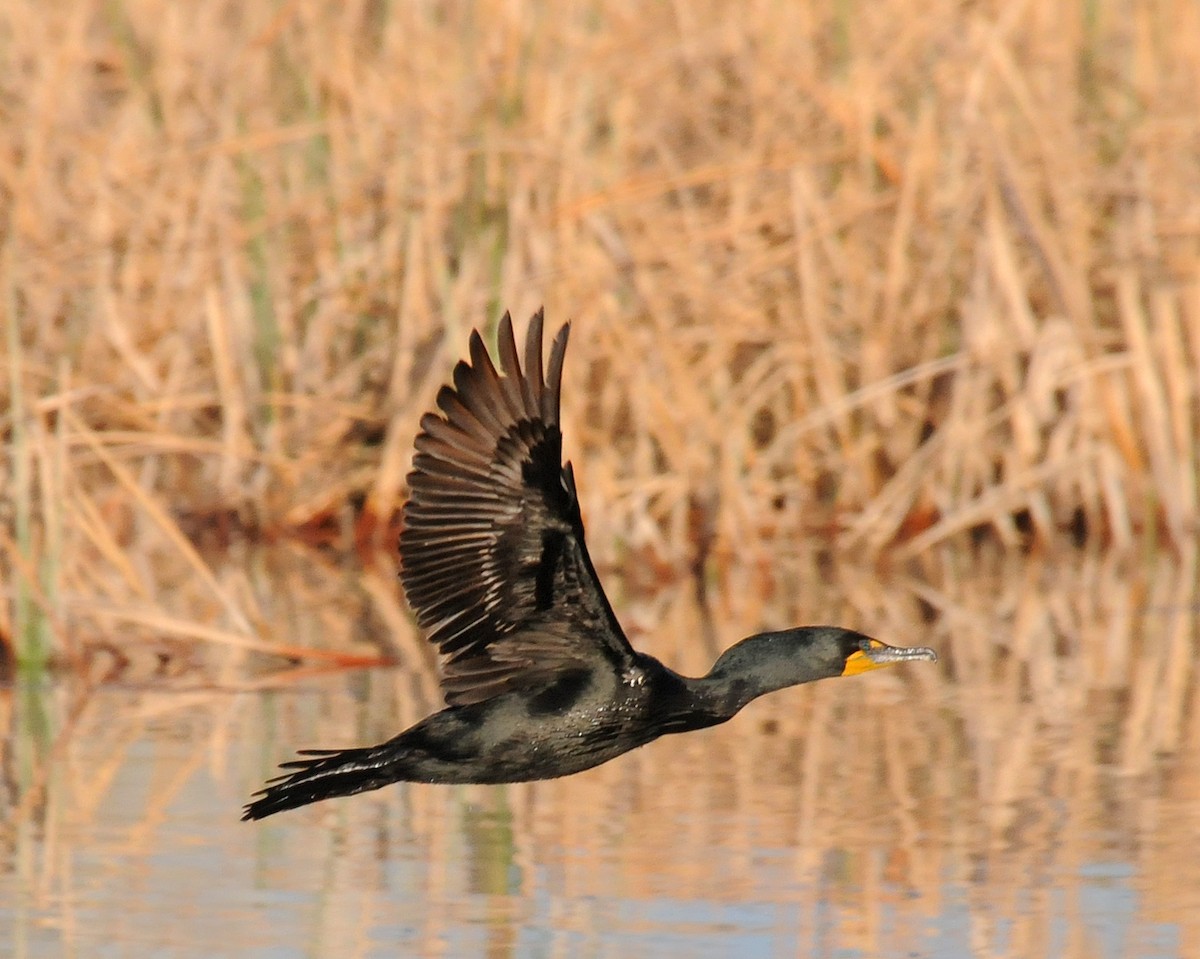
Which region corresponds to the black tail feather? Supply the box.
[242,745,403,820]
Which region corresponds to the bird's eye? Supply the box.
[859,638,873,653]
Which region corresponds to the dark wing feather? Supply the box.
[399,310,636,705]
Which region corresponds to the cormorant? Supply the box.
[243,311,936,820]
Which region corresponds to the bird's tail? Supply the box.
[242,745,405,820]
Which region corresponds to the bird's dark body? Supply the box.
[248,656,727,817]
[371,658,713,784]
[242,311,936,820]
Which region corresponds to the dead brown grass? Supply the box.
[1,0,1199,667]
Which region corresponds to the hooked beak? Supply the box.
[842,638,938,677]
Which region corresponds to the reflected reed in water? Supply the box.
[1,544,1196,958]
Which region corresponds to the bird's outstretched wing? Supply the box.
[399,310,637,705]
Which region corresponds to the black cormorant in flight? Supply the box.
[243,311,936,819]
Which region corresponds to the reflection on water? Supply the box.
[2,546,1198,958]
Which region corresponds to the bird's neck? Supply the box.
[669,669,775,728]
[647,632,832,732]
[633,660,735,733]
[683,672,766,722]
[691,631,836,719]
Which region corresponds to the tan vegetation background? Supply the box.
[2,0,1199,670]
[3,5,1200,953]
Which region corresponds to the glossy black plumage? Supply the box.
[243,311,936,820]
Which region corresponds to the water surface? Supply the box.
[3,547,1197,958]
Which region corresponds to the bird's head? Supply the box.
[705,626,937,715]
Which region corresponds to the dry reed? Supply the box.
[1,0,1198,674]
[5,9,1198,952]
